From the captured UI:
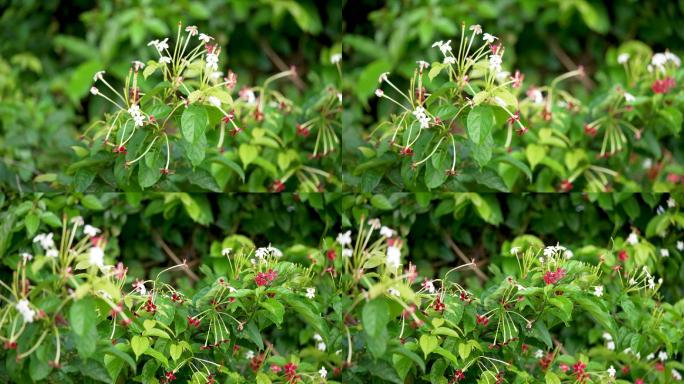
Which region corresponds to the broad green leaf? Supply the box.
[70,298,96,337]
[370,195,394,210]
[24,213,40,236]
[419,335,439,358]
[181,105,209,144]
[362,299,390,338]
[526,144,546,171]
[467,106,494,144]
[239,144,259,168]
[131,336,150,359]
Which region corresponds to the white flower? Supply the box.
[602,332,613,340]
[93,70,105,82]
[46,248,58,258]
[386,246,401,271]
[342,248,353,258]
[482,33,498,44]
[90,86,99,95]
[198,33,213,43]
[444,56,456,65]
[510,247,521,255]
[319,366,328,379]
[380,226,395,238]
[667,197,676,208]
[529,89,543,104]
[156,38,169,52]
[543,246,557,258]
[489,54,502,72]
[432,40,452,55]
[416,60,430,70]
[88,246,105,268]
[15,299,36,323]
[133,280,147,295]
[245,350,255,359]
[648,276,656,290]
[375,89,384,97]
[628,278,637,286]
[378,72,390,83]
[387,288,400,296]
[336,230,352,247]
[617,53,630,64]
[657,205,665,215]
[412,106,431,129]
[368,218,381,229]
[665,51,681,67]
[658,351,668,361]
[646,353,655,361]
[21,252,32,262]
[593,285,604,297]
[469,24,482,35]
[313,333,323,342]
[652,53,667,68]
[185,25,198,36]
[331,53,342,64]
[627,232,638,245]
[660,248,669,257]
[33,233,55,250]
[677,241,683,251]
[317,341,327,351]
[159,56,172,64]
[607,340,615,350]
[534,349,544,359]
[607,365,616,377]
[221,248,232,256]
[305,287,316,299]
[422,279,436,294]
[672,368,682,381]
[208,96,222,108]
[564,249,573,259]
[206,52,219,71]
[624,92,635,103]
[83,224,100,237]
[132,61,145,70]
[70,216,84,226]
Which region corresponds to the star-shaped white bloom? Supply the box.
[83,224,100,237]
[336,230,352,246]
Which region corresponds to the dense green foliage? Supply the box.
[0,0,341,192]
[342,0,684,192]
[1,192,683,383]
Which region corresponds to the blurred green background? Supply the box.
[0,0,341,191]
[341,0,684,189]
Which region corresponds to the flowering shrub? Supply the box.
[348,23,683,192]
[2,195,683,383]
[71,22,341,192]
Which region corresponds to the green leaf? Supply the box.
[181,105,209,144]
[138,148,164,188]
[545,371,561,384]
[549,296,573,322]
[370,195,394,210]
[363,299,390,338]
[526,144,546,171]
[81,195,105,210]
[66,60,102,104]
[188,168,221,192]
[239,144,259,168]
[170,343,183,361]
[467,106,494,144]
[419,335,439,358]
[24,213,40,236]
[357,59,391,101]
[131,336,150,360]
[70,298,96,337]
[260,299,285,325]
